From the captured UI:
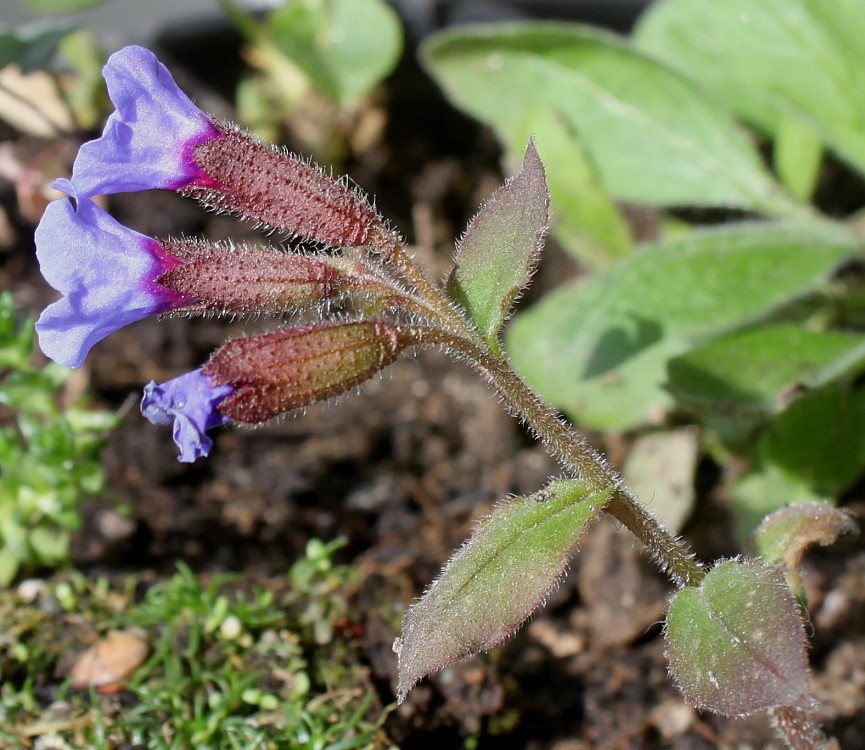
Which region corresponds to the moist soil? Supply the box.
[2,44,865,750]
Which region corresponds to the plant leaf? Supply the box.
[774,114,823,203]
[23,0,109,13]
[753,501,857,604]
[422,22,805,218]
[759,384,865,496]
[508,109,632,268]
[636,0,865,174]
[507,223,859,430]
[667,324,865,419]
[447,139,550,353]
[394,479,611,701]
[665,558,810,716]
[266,0,402,105]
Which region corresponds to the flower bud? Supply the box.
[187,128,383,247]
[157,243,344,313]
[203,320,404,422]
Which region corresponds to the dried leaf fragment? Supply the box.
[70,631,149,693]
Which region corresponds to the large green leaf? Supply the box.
[667,324,865,419]
[636,0,865,175]
[395,479,611,701]
[422,23,805,218]
[666,559,809,716]
[506,224,860,430]
[447,140,550,353]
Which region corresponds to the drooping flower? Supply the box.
[34,191,194,368]
[67,45,222,199]
[66,44,386,247]
[141,368,233,462]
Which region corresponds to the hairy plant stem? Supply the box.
[374,230,705,586]
[401,324,705,588]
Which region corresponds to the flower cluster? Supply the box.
[34,46,419,462]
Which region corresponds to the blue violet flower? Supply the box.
[141,369,234,462]
[68,45,222,199]
[35,188,195,368]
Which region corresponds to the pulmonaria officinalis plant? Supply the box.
[34,45,857,748]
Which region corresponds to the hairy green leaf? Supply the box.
[666,559,809,716]
[753,501,857,604]
[667,324,865,419]
[422,22,804,218]
[395,479,610,701]
[507,223,859,430]
[637,0,865,174]
[507,110,631,267]
[447,139,550,353]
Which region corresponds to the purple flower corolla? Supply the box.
[141,369,233,462]
[68,45,222,199]
[35,191,194,368]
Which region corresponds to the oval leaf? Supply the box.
[447,139,550,353]
[637,0,865,175]
[394,479,611,701]
[507,223,860,430]
[422,23,804,217]
[665,558,810,716]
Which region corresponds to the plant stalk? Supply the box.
[404,325,705,587]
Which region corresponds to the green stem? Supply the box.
[402,325,705,587]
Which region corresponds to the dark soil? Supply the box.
[2,42,864,750]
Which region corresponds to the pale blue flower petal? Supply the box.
[141,369,233,462]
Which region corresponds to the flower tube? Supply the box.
[34,193,194,368]
[141,369,233,462]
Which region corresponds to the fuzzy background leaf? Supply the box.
[265,0,402,105]
[422,23,805,219]
[666,324,865,420]
[758,384,865,497]
[665,558,810,716]
[636,0,865,175]
[506,223,859,430]
[395,479,610,701]
[447,140,549,353]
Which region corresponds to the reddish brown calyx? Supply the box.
[157,240,350,313]
[187,126,383,247]
[203,320,406,423]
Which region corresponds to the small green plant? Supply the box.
[0,540,388,749]
[30,23,862,748]
[0,292,118,586]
